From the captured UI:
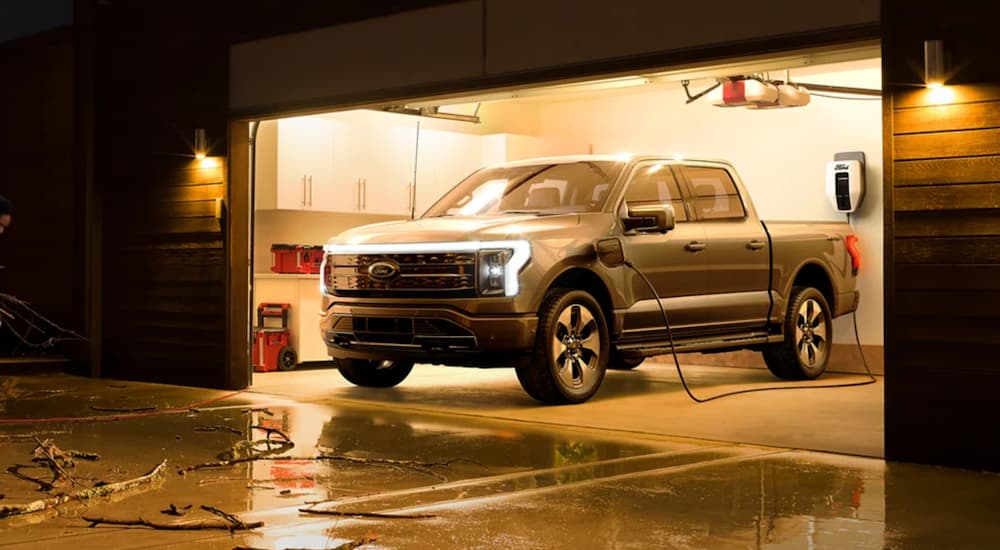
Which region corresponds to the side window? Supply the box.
[683,166,746,220]
[623,162,688,221]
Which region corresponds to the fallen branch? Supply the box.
[0,430,70,441]
[0,459,168,519]
[298,508,435,519]
[82,516,263,531]
[241,407,274,416]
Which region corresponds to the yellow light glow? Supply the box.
[199,157,219,168]
[195,152,207,160]
[926,81,943,89]
[927,86,954,105]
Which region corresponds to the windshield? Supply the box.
[423,160,625,217]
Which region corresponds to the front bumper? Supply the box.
[320,303,538,367]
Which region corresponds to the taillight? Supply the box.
[845,235,861,275]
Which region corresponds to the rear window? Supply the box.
[683,166,746,220]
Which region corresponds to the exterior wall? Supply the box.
[883,0,1000,471]
[230,0,879,116]
[0,28,83,361]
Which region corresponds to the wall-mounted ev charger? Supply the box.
[826,151,866,213]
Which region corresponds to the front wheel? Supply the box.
[336,358,414,388]
[762,286,832,380]
[516,289,609,404]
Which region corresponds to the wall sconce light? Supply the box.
[924,40,946,88]
[194,128,208,159]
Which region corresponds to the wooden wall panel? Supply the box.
[894,156,1000,186]
[894,128,1000,160]
[886,0,1000,471]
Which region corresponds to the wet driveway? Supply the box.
[2,372,999,549]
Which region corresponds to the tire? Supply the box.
[515,289,609,404]
[277,346,297,371]
[609,349,644,370]
[762,286,832,380]
[336,358,414,388]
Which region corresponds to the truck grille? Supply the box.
[327,252,477,298]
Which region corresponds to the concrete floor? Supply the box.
[2,365,998,549]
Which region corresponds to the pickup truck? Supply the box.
[319,154,861,404]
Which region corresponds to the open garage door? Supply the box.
[238,41,884,458]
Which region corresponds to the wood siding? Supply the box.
[885,0,1000,471]
[0,29,82,360]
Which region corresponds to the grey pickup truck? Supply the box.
[319,154,861,404]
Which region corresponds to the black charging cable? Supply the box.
[623,260,876,403]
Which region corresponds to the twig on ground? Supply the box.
[0,431,71,441]
[241,407,274,416]
[0,459,168,519]
[298,508,435,519]
[194,425,243,436]
[200,504,257,531]
[32,436,84,489]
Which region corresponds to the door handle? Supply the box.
[308,175,313,207]
[684,241,706,252]
[746,239,766,250]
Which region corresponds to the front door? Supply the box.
[618,161,711,339]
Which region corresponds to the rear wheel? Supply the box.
[762,286,831,380]
[336,358,414,388]
[516,289,609,404]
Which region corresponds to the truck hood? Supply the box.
[328,214,582,245]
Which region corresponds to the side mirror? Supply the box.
[623,203,676,233]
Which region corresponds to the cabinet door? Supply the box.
[277,117,335,210]
[414,129,484,215]
[352,120,416,216]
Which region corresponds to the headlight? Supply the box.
[478,249,512,296]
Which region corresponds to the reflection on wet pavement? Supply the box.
[1,374,999,549]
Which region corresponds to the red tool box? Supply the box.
[270,244,324,274]
[253,303,297,372]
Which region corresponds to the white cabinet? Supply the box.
[253,274,331,365]
[255,117,336,211]
[331,117,418,216]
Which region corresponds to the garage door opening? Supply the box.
[244,44,884,457]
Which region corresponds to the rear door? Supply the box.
[679,164,771,330]
[618,160,711,338]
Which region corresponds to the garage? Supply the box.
[232,5,884,459]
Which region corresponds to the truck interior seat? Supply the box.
[525,187,561,209]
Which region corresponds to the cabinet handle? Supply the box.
[362,178,367,210]
[301,175,307,207]
[356,179,362,210]
[308,175,313,207]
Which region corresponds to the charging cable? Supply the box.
[624,260,876,403]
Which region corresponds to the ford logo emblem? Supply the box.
[368,260,400,281]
